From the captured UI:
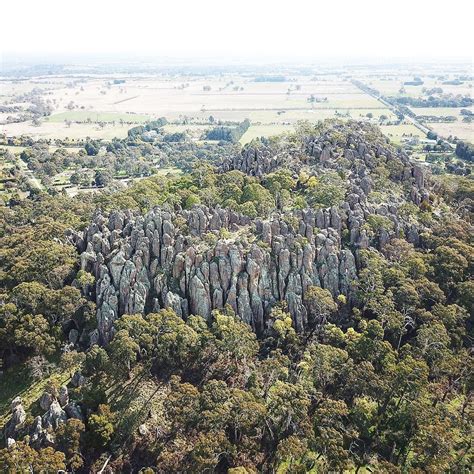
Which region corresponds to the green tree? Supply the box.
[107,329,139,376]
[56,418,85,471]
[94,169,113,187]
[0,442,66,473]
[304,286,337,329]
[87,404,115,448]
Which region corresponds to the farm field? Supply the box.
[1,145,82,155]
[240,124,293,144]
[408,107,473,141]
[380,124,425,145]
[188,107,396,125]
[45,111,151,123]
[368,76,473,98]
[1,67,471,144]
[1,120,130,140]
[0,74,396,140]
[428,122,473,142]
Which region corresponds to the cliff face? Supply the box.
[74,122,429,343]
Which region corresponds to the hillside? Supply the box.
[0,120,472,473]
[75,122,429,341]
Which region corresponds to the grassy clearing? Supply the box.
[0,361,72,429]
[163,124,212,140]
[153,167,183,177]
[0,146,27,155]
[163,124,212,133]
[106,364,166,449]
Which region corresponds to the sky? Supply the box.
[1,0,473,62]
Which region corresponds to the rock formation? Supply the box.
[73,121,429,344]
[42,400,67,430]
[4,397,26,439]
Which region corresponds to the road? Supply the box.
[351,80,433,136]
[404,114,431,135]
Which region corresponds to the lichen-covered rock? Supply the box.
[138,423,149,436]
[220,145,286,176]
[58,385,69,407]
[43,400,67,430]
[78,206,361,339]
[71,370,86,387]
[68,328,79,344]
[11,402,26,427]
[5,398,27,439]
[11,396,22,411]
[65,402,83,421]
[30,416,45,448]
[39,392,54,411]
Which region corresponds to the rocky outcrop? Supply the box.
[58,385,69,407]
[73,121,429,344]
[65,402,83,421]
[220,145,288,176]
[4,390,83,448]
[42,400,67,430]
[76,205,361,342]
[39,392,54,411]
[30,416,54,448]
[4,397,26,439]
[76,202,418,343]
[71,370,86,387]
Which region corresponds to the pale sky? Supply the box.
[1,0,473,61]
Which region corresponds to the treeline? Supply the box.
[351,80,380,97]
[442,79,464,85]
[418,115,457,123]
[404,79,423,86]
[127,117,168,138]
[390,95,473,108]
[254,75,286,82]
[455,140,474,162]
[203,119,250,143]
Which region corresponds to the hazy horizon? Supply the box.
[2,0,473,64]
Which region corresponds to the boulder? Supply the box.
[65,402,83,420]
[11,396,22,411]
[71,370,86,387]
[68,328,79,344]
[39,392,54,411]
[138,423,149,436]
[11,403,26,427]
[58,385,69,407]
[43,400,67,430]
